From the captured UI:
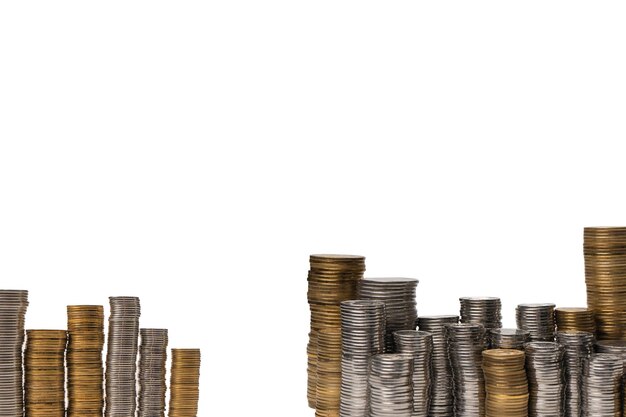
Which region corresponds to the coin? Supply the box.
[595,340,626,417]
[516,304,556,342]
[524,341,565,417]
[482,349,529,417]
[138,329,168,417]
[556,331,594,417]
[581,353,622,417]
[555,307,595,334]
[489,328,530,350]
[0,289,28,417]
[460,297,502,332]
[168,348,201,417]
[393,330,433,417]
[368,354,413,417]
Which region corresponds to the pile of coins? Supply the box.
[516,304,556,342]
[584,227,626,340]
[358,277,418,351]
[393,330,433,417]
[482,349,529,417]
[446,323,487,417]
[138,328,168,417]
[368,354,413,417]
[316,328,342,415]
[24,330,67,417]
[168,348,201,417]
[0,289,29,417]
[307,254,365,410]
[417,315,458,417]
[460,296,502,330]
[67,305,105,417]
[339,300,385,417]
[595,341,626,417]
[488,328,530,350]
[524,341,565,417]
[557,331,595,417]
[555,307,595,334]
[581,353,622,417]
[106,296,141,417]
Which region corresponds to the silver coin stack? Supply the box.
[0,290,28,417]
[556,331,594,417]
[138,328,168,417]
[524,341,565,417]
[516,303,556,342]
[489,328,530,350]
[417,315,458,417]
[393,330,433,417]
[106,296,141,417]
[581,353,622,417]
[368,354,413,417]
[459,297,502,331]
[595,341,626,417]
[358,278,418,352]
[340,300,386,417]
[445,322,487,417]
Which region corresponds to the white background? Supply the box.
[1,1,626,415]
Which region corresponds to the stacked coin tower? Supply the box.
[482,349,529,417]
[581,354,622,417]
[516,304,556,342]
[488,328,530,350]
[316,328,342,414]
[393,330,433,417]
[557,331,595,417]
[368,354,413,417]
[460,297,502,331]
[595,341,626,417]
[168,348,201,417]
[524,341,565,417]
[138,328,169,417]
[555,307,596,334]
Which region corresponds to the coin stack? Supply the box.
[339,299,385,417]
[595,341,626,417]
[0,289,29,417]
[307,254,366,410]
[368,354,414,417]
[584,227,626,340]
[393,330,433,417]
[358,277,418,352]
[24,330,67,417]
[581,353,622,417]
[460,297,502,332]
[556,331,595,417]
[482,349,529,417]
[168,348,201,417]
[524,341,565,417]
[417,315,458,417]
[489,328,530,350]
[516,304,556,342]
[67,305,104,417]
[555,307,595,334]
[106,296,141,417]
[446,323,487,417]
[317,328,342,415]
[138,328,168,417]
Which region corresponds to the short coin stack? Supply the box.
[460,297,502,331]
[516,304,556,342]
[556,331,595,417]
[168,348,201,417]
[524,341,565,417]
[489,328,530,350]
[316,328,342,415]
[555,307,595,334]
[482,349,529,417]
[138,328,168,417]
[393,330,433,417]
[368,354,413,417]
[24,330,67,417]
[595,341,626,417]
[581,353,622,417]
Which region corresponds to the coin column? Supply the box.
[489,328,530,350]
[168,348,201,417]
[138,329,168,417]
[316,328,342,416]
[595,341,626,417]
[393,330,433,417]
[482,349,529,417]
[556,331,594,417]
[368,354,414,417]
[524,341,565,417]
[555,307,596,334]
[582,354,622,417]
[460,297,502,343]
[0,289,29,417]
[516,304,556,342]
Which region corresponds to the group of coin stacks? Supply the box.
[0,290,200,417]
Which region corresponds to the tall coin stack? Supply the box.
[555,307,595,334]
[138,329,168,417]
[339,300,385,417]
[67,305,104,417]
[460,297,502,332]
[0,289,29,417]
[168,348,201,417]
[556,331,594,417]
[482,349,529,417]
[307,254,366,410]
[368,354,414,417]
[24,330,67,417]
[516,304,556,342]
[584,227,626,340]
[358,277,418,352]
[524,341,565,417]
[106,296,141,417]
[317,328,342,415]
[446,323,487,417]
[581,354,622,417]
[595,341,626,417]
[393,330,433,417]
[417,315,458,417]
[489,328,530,350]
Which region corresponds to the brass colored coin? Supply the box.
[168,348,201,417]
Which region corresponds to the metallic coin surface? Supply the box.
[581,353,622,417]
[524,341,565,417]
[368,354,413,417]
[168,348,201,417]
[393,330,433,417]
[556,331,595,417]
[138,328,168,417]
[482,349,529,417]
[516,304,556,342]
[460,297,502,333]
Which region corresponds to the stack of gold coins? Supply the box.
[482,349,529,417]
[67,305,104,417]
[555,307,595,334]
[316,328,342,414]
[584,227,626,340]
[24,330,67,417]
[306,254,365,412]
[168,348,201,417]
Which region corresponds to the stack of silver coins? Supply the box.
[369,354,413,417]
[489,328,530,350]
[459,297,502,331]
[417,315,458,417]
[358,278,418,352]
[0,290,29,417]
[556,331,594,417]
[595,341,626,417]
[106,296,141,417]
[138,328,168,417]
[581,353,622,417]
[445,323,487,417]
[393,330,433,417]
[340,300,385,417]
[516,303,556,342]
[524,341,565,417]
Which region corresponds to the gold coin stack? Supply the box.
[584,227,626,340]
[67,305,105,417]
[168,348,201,417]
[24,330,67,417]
[315,328,342,415]
[482,349,529,417]
[555,307,595,334]
[306,254,365,414]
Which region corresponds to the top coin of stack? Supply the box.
[460,296,502,331]
[555,307,595,334]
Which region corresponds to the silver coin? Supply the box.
[517,303,556,342]
[581,353,622,417]
[556,331,594,417]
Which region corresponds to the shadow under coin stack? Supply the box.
[358,277,418,352]
[317,328,342,416]
[368,354,413,417]
[393,330,433,417]
[0,289,29,417]
[460,297,502,336]
[482,349,529,417]
[488,328,530,350]
[524,341,565,417]
[24,330,67,417]
[581,353,622,417]
[557,331,594,417]
[168,348,201,417]
[138,329,168,417]
[307,254,366,412]
[417,315,458,417]
[555,307,595,334]
[595,340,626,417]
[516,304,556,342]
